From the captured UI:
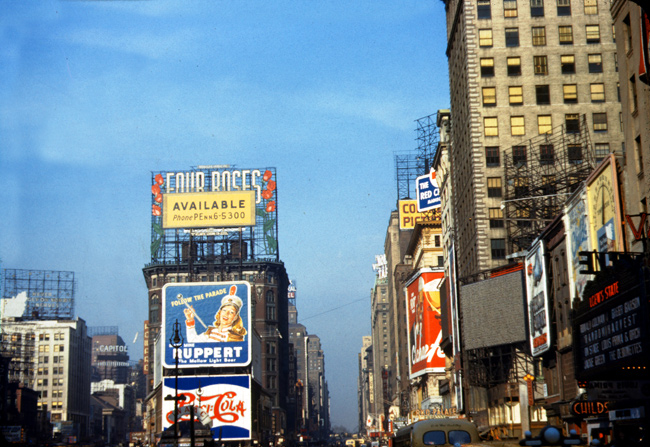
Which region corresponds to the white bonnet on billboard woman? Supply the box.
[184,285,247,342]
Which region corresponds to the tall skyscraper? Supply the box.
[442,0,623,277]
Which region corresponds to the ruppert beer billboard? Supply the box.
[162,374,252,441]
[162,281,251,368]
[405,269,445,378]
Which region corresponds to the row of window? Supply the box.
[482,83,611,106]
[486,142,611,168]
[477,0,597,19]
[36,378,65,387]
[481,53,608,77]
[37,344,65,353]
[37,366,64,375]
[40,390,64,399]
[484,112,608,137]
[38,333,66,341]
[479,25,604,48]
[38,355,66,364]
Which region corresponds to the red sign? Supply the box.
[406,270,445,378]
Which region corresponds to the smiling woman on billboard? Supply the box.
[162,281,251,368]
[183,285,247,342]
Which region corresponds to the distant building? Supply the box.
[1,317,92,438]
[90,327,129,384]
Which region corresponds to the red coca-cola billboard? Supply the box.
[406,269,446,378]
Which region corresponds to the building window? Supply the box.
[538,115,553,135]
[484,117,499,136]
[504,0,518,17]
[588,54,602,73]
[558,26,573,45]
[568,144,583,163]
[509,86,523,105]
[516,208,533,227]
[536,85,550,104]
[489,208,504,228]
[483,87,497,106]
[491,239,506,259]
[481,58,495,77]
[266,290,276,321]
[540,144,555,164]
[534,55,548,75]
[565,114,580,133]
[477,0,492,19]
[505,28,520,47]
[532,27,546,46]
[557,0,571,16]
[513,145,527,165]
[479,29,493,47]
[629,75,639,113]
[530,0,544,17]
[542,175,557,195]
[487,177,503,198]
[486,146,500,166]
[590,83,605,102]
[584,0,597,15]
[635,135,643,174]
[624,14,633,54]
[514,177,529,196]
[561,55,575,74]
[563,84,578,103]
[594,143,610,162]
[511,116,525,135]
[507,57,521,76]
[593,112,608,132]
[586,25,600,44]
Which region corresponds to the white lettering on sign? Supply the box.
[165,170,263,203]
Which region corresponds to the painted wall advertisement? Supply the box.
[586,154,623,261]
[563,191,592,302]
[406,269,445,378]
[525,239,551,356]
[162,375,251,441]
[162,282,251,368]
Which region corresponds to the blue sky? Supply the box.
[0,0,449,430]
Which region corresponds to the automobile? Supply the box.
[393,418,489,447]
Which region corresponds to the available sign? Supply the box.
[162,191,256,229]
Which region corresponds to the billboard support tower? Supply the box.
[503,116,596,255]
[394,115,439,207]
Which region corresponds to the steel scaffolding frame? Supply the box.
[394,114,440,204]
[503,116,596,254]
[1,269,75,320]
[463,342,534,389]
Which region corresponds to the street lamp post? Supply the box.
[170,319,184,447]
